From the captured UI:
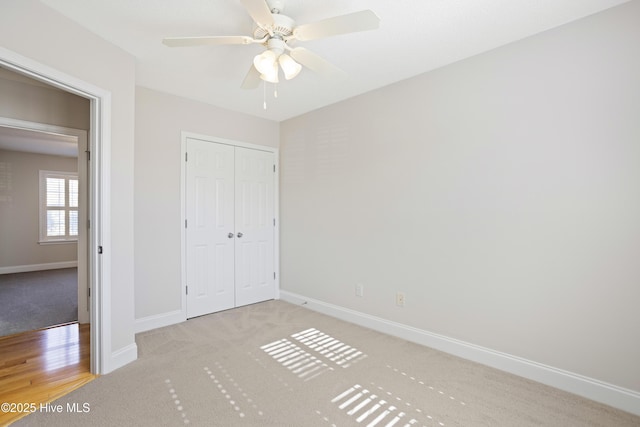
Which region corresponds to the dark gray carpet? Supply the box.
[0,268,77,337]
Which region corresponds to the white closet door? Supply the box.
[234,147,276,307]
[185,138,235,318]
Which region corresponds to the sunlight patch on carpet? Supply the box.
[371,382,446,426]
[204,362,264,418]
[331,383,447,427]
[385,364,467,407]
[291,328,367,367]
[247,350,294,392]
[260,338,334,381]
[164,378,190,424]
[314,409,338,427]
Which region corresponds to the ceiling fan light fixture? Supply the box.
[259,61,279,83]
[253,50,277,75]
[278,54,302,80]
[164,0,382,98]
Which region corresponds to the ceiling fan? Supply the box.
[162,0,380,89]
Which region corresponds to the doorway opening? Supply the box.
[0,47,111,375]
[0,119,89,336]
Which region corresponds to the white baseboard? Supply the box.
[0,261,78,275]
[134,310,185,334]
[104,342,138,374]
[279,290,640,417]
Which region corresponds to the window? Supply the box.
[39,170,79,243]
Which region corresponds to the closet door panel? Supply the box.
[185,139,235,317]
[234,147,275,307]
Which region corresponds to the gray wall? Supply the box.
[280,1,640,392]
[0,149,77,268]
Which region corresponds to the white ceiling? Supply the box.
[40,0,629,122]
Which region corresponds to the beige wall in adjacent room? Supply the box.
[133,87,279,321]
[0,149,77,268]
[0,68,87,271]
[0,67,90,129]
[280,1,640,392]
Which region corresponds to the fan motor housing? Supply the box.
[253,13,295,40]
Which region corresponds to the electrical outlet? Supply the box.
[355,283,364,297]
[396,292,405,307]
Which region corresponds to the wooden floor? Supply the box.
[0,323,95,426]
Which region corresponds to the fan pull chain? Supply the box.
[262,82,279,109]
[263,80,267,110]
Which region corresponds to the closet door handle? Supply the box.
[237,232,243,238]
[228,233,234,238]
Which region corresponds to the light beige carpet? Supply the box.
[13,300,639,426]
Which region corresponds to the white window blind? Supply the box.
[39,171,79,243]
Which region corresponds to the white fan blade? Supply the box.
[163,36,254,47]
[293,10,380,41]
[289,47,347,81]
[239,0,274,29]
[241,65,262,89]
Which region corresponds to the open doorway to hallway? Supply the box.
[0,67,90,338]
[0,63,97,419]
[1,42,114,376]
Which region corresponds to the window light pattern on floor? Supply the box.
[370,382,447,426]
[260,338,334,381]
[332,384,446,427]
[247,350,294,393]
[164,378,190,425]
[204,362,264,419]
[386,364,467,407]
[290,328,367,367]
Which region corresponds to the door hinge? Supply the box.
[273,164,276,173]
[273,272,276,280]
[186,286,188,295]
[87,219,90,229]
[185,219,188,228]
[88,287,91,297]
[273,218,276,227]
[86,150,91,161]
[98,246,103,254]
[185,152,188,162]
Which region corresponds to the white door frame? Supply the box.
[180,131,280,319]
[0,47,111,374]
